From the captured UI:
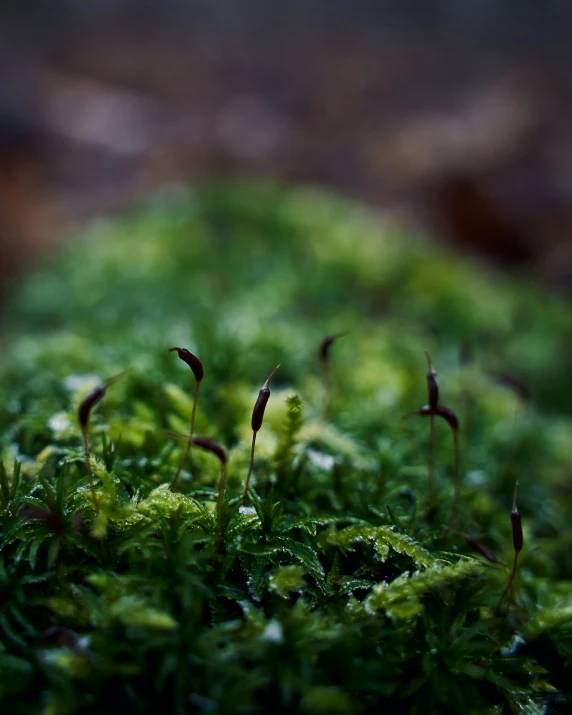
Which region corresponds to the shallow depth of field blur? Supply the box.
[3,1,572,293]
[2,6,572,713]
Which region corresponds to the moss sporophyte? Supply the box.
[78,371,127,514]
[402,353,461,525]
[1,183,570,713]
[168,348,204,491]
[318,331,348,418]
[243,364,280,505]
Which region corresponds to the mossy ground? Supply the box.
[0,180,571,714]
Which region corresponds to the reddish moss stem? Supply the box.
[82,429,99,515]
[429,413,436,507]
[171,380,201,491]
[243,431,257,505]
[215,462,228,557]
[496,483,523,614]
[451,427,460,526]
[497,550,520,613]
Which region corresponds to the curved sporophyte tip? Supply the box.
[424,351,434,371]
[190,436,228,559]
[488,370,531,402]
[262,363,281,391]
[169,347,204,491]
[511,482,523,554]
[464,535,500,565]
[251,364,280,432]
[168,347,204,383]
[401,405,432,420]
[319,333,348,418]
[319,331,349,362]
[403,359,461,524]
[78,385,106,431]
[191,436,227,466]
[244,365,280,504]
[104,369,131,388]
[434,405,459,432]
[425,351,439,410]
[78,373,126,516]
[497,482,524,612]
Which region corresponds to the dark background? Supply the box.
[3,1,572,290]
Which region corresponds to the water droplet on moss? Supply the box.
[239,505,256,516]
[262,619,283,643]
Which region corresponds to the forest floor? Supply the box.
[2,5,572,289]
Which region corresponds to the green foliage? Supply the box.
[323,524,437,568]
[0,180,571,712]
[364,558,483,619]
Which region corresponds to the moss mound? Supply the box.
[1,181,571,714]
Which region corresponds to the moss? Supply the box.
[0,179,571,713]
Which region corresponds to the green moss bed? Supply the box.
[1,181,572,714]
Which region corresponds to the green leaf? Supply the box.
[110,596,178,631]
[324,524,436,568]
[365,558,483,619]
[0,461,9,506]
[136,484,207,520]
[272,536,325,578]
[268,564,307,598]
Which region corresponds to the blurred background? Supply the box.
[3,1,572,293]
